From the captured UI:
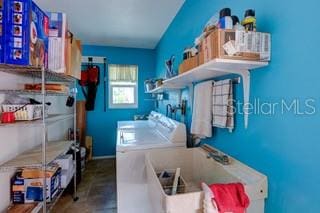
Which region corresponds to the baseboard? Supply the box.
[92,155,116,160]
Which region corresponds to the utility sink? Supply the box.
[145,146,268,213]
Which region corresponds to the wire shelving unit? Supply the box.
[0,65,79,212]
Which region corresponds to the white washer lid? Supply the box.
[116,128,185,152]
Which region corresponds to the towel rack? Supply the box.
[212,77,241,85]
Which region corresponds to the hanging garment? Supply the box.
[79,63,100,111]
[191,80,213,138]
[212,79,234,131]
[209,183,250,213]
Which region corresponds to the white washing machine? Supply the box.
[117,111,163,129]
[116,111,186,213]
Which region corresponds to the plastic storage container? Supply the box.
[146,146,268,213]
[1,104,48,121]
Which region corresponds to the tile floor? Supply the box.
[52,158,117,213]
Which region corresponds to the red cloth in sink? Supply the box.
[209,183,250,213]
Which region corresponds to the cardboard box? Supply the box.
[0,0,5,63]
[235,30,271,61]
[54,154,73,170]
[65,35,81,79]
[198,50,204,66]
[4,0,49,67]
[61,163,74,188]
[201,29,270,63]
[47,12,67,73]
[7,203,42,213]
[11,166,61,203]
[179,56,198,74]
[47,13,82,79]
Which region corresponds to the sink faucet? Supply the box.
[207,152,230,165]
[201,144,231,165]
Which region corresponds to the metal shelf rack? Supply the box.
[0,64,75,82]
[0,140,74,171]
[0,90,69,96]
[0,65,78,212]
[0,114,74,128]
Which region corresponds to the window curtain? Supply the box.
[109,64,137,82]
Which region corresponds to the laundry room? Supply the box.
[0,0,319,212]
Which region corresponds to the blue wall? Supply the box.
[78,45,156,156]
[155,0,320,212]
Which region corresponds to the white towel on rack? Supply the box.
[212,79,234,130]
[191,81,213,138]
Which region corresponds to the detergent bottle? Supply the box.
[232,15,245,30]
[241,9,256,31]
[219,8,233,29]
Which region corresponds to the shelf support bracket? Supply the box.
[238,70,251,129]
[188,83,194,111]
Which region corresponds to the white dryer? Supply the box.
[116,111,186,213]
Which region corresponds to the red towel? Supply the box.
[209,183,250,213]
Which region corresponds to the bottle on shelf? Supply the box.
[219,8,233,30]
[232,15,245,30]
[241,9,256,31]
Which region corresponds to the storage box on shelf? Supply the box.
[54,154,73,171]
[198,50,204,66]
[11,166,61,203]
[47,12,82,80]
[54,154,74,188]
[179,56,198,74]
[47,12,67,73]
[1,104,49,121]
[24,83,69,93]
[3,0,49,67]
[202,29,271,62]
[0,1,4,63]
[7,203,42,213]
[65,37,82,79]
[177,29,270,76]
[60,166,75,188]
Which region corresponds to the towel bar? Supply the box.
[212,77,241,85]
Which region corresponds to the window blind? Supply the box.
[109,64,137,82]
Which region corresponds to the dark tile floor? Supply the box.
[52,159,117,213]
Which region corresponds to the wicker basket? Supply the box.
[1,104,49,121]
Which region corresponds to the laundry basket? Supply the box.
[1,104,49,121]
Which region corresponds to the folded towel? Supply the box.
[209,183,250,213]
[212,79,234,130]
[191,81,213,138]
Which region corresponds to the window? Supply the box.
[108,64,138,109]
